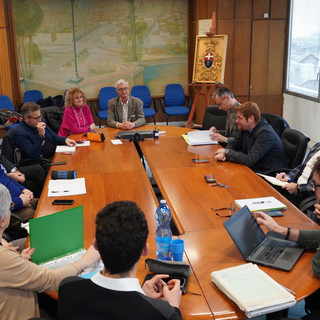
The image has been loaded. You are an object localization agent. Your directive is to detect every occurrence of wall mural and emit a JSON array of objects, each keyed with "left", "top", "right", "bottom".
[{"left": 13, "top": 0, "right": 188, "bottom": 98}]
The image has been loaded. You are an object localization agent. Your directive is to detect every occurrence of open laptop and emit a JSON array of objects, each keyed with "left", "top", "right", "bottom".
[{"left": 223, "top": 205, "right": 304, "bottom": 271}]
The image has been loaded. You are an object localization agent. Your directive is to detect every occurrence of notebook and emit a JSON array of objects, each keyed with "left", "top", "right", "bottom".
[
  {"left": 223, "top": 206, "right": 304, "bottom": 271},
  {"left": 235, "top": 196, "right": 287, "bottom": 212},
  {"left": 29, "top": 206, "right": 98, "bottom": 274}
]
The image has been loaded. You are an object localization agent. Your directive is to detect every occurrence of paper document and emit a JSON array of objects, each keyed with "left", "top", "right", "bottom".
[
  {"left": 56, "top": 145, "right": 76, "bottom": 153},
  {"left": 76, "top": 141, "right": 90, "bottom": 147},
  {"left": 48, "top": 177, "right": 86, "bottom": 197},
  {"left": 235, "top": 196, "right": 287, "bottom": 212},
  {"left": 257, "top": 173, "right": 287, "bottom": 187},
  {"left": 211, "top": 263, "right": 296, "bottom": 318},
  {"left": 184, "top": 130, "right": 218, "bottom": 146}
]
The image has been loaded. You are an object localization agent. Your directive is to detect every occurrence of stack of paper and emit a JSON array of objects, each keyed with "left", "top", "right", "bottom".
[
  {"left": 182, "top": 130, "right": 218, "bottom": 146},
  {"left": 211, "top": 263, "right": 296, "bottom": 318},
  {"left": 235, "top": 196, "right": 287, "bottom": 212}
]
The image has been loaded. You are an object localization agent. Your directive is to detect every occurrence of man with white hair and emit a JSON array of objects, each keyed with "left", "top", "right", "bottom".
[{"left": 107, "top": 79, "right": 146, "bottom": 129}]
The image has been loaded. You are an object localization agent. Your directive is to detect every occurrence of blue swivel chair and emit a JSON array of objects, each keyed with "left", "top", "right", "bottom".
[
  {"left": 161, "top": 84, "right": 191, "bottom": 125},
  {"left": 131, "top": 85, "right": 157, "bottom": 125},
  {"left": 95, "top": 86, "right": 118, "bottom": 127},
  {"left": 22, "top": 90, "right": 43, "bottom": 104},
  {"left": 0, "top": 95, "right": 19, "bottom": 129}
]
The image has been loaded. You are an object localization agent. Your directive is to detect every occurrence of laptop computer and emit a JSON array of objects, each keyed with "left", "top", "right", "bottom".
[{"left": 223, "top": 205, "right": 304, "bottom": 271}]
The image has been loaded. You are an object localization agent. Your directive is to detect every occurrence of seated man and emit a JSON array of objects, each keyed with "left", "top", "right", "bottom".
[
  {"left": 0, "top": 154, "right": 46, "bottom": 198},
  {"left": 59, "top": 201, "right": 182, "bottom": 320},
  {"left": 107, "top": 79, "right": 146, "bottom": 129},
  {"left": 275, "top": 142, "right": 320, "bottom": 208},
  {"left": 14, "top": 102, "right": 76, "bottom": 161},
  {"left": 209, "top": 86, "right": 241, "bottom": 144},
  {"left": 215, "top": 102, "right": 287, "bottom": 173}
]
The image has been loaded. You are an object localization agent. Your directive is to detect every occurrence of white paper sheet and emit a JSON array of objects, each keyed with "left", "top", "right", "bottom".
[{"left": 48, "top": 177, "right": 86, "bottom": 197}]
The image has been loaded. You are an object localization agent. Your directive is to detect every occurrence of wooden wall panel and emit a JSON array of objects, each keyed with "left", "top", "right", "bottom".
[
  {"left": 217, "top": 0, "right": 234, "bottom": 20},
  {"left": 271, "top": 0, "right": 288, "bottom": 19},
  {"left": 217, "top": 20, "right": 234, "bottom": 88},
  {"left": 252, "top": 0, "right": 270, "bottom": 19},
  {"left": 195, "top": 0, "right": 210, "bottom": 19},
  {"left": 267, "top": 95, "right": 283, "bottom": 115},
  {"left": 235, "top": 0, "right": 252, "bottom": 19},
  {"left": 233, "top": 20, "right": 251, "bottom": 96},
  {"left": 250, "top": 95, "right": 268, "bottom": 112},
  {"left": 268, "top": 20, "right": 286, "bottom": 95},
  {"left": 251, "top": 20, "right": 269, "bottom": 95},
  {"left": 0, "top": 0, "right": 5, "bottom": 27}
]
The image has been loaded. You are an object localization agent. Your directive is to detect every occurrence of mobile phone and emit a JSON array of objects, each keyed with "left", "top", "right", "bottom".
[
  {"left": 264, "top": 211, "right": 284, "bottom": 217},
  {"left": 52, "top": 199, "right": 74, "bottom": 205},
  {"left": 192, "top": 159, "right": 209, "bottom": 163},
  {"left": 204, "top": 174, "right": 216, "bottom": 183}
]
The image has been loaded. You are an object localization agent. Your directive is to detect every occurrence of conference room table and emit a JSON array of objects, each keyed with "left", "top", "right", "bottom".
[{"left": 35, "top": 125, "right": 320, "bottom": 319}]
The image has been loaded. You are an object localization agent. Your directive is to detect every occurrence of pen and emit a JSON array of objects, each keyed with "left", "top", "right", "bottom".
[
  {"left": 252, "top": 201, "right": 272, "bottom": 204},
  {"left": 51, "top": 190, "right": 69, "bottom": 193},
  {"left": 281, "top": 285, "right": 296, "bottom": 296}
]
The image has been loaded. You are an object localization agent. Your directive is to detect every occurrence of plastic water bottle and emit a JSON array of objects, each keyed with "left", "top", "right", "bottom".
[{"left": 155, "top": 199, "right": 172, "bottom": 260}]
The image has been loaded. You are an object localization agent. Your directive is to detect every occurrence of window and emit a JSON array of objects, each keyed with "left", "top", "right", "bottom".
[{"left": 286, "top": 0, "right": 320, "bottom": 99}]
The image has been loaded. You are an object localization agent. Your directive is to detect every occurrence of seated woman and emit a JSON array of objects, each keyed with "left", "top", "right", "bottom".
[
  {"left": 58, "top": 87, "right": 95, "bottom": 137},
  {"left": 0, "top": 184, "right": 100, "bottom": 319}
]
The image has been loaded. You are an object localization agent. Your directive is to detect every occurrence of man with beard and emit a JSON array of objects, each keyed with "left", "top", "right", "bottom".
[{"left": 215, "top": 102, "right": 287, "bottom": 173}]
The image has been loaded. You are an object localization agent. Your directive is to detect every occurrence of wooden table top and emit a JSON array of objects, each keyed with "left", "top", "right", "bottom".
[{"left": 36, "top": 125, "right": 320, "bottom": 319}]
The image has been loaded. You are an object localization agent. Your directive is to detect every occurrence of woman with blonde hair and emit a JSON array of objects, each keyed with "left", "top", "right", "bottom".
[{"left": 58, "top": 87, "right": 95, "bottom": 137}]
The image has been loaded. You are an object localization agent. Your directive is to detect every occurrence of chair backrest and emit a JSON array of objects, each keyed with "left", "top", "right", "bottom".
[
  {"left": 281, "top": 128, "right": 310, "bottom": 169},
  {"left": 0, "top": 95, "right": 15, "bottom": 111},
  {"left": 131, "top": 85, "right": 152, "bottom": 108},
  {"left": 2, "top": 126, "right": 19, "bottom": 164},
  {"left": 164, "top": 84, "right": 185, "bottom": 107},
  {"left": 202, "top": 105, "right": 227, "bottom": 130},
  {"left": 23, "top": 90, "right": 43, "bottom": 104},
  {"left": 261, "top": 113, "right": 290, "bottom": 137},
  {"left": 98, "top": 87, "right": 117, "bottom": 110}
]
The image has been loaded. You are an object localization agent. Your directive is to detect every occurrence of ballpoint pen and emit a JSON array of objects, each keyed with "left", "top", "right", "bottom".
[
  {"left": 252, "top": 201, "right": 272, "bottom": 204},
  {"left": 51, "top": 190, "right": 69, "bottom": 193}
]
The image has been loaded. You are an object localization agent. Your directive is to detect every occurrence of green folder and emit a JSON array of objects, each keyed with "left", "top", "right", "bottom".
[{"left": 30, "top": 206, "right": 84, "bottom": 265}]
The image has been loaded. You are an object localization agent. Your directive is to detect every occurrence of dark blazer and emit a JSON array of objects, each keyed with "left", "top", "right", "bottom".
[
  {"left": 107, "top": 96, "right": 146, "bottom": 128},
  {"left": 226, "top": 118, "right": 287, "bottom": 173}
]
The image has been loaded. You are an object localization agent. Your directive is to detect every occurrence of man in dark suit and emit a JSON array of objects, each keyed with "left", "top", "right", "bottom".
[
  {"left": 107, "top": 79, "right": 145, "bottom": 129},
  {"left": 215, "top": 101, "right": 287, "bottom": 173}
]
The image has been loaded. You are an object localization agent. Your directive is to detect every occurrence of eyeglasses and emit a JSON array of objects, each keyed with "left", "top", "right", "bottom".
[
  {"left": 217, "top": 96, "right": 227, "bottom": 107},
  {"left": 117, "top": 87, "right": 129, "bottom": 92},
  {"left": 211, "top": 204, "right": 236, "bottom": 217},
  {"left": 28, "top": 115, "right": 42, "bottom": 121},
  {"left": 312, "top": 182, "right": 320, "bottom": 190}
]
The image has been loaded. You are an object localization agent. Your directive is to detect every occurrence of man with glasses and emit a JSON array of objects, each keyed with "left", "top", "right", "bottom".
[
  {"left": 275, "top": 143, "right": 320, "bottom": 216},
  {"left": 107, "top": 79, "right": 145, "bottom": 129},
  {"left": 209, "top": 86, "right": 241, "bottom": 145},
  {"left": 13, "top": 102, "right": 76, "bottom": 160},
  {"left": 253, "top": 157, "right": 320, "bottom": 318}
]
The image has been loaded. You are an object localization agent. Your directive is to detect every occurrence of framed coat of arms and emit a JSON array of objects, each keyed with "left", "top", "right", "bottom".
[{"left": 192, "top": 35, "right": 228, "bottom": 84}]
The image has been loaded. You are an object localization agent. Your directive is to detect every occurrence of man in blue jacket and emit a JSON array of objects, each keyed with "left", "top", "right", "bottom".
[
  {"left": 14, "top": 102, "right": 76, "bottom": 160},
  {"left": 215, "top": 102, "right": 287, "bottom": 173}
]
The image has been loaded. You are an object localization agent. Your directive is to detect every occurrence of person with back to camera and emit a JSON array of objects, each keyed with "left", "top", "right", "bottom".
[
  {"left": 58, "top": 87, "right": 95, "bottom": 137},
  {"left": 0, "top": 183, "right": 100, "bottom": 320},
  {"left": 59, "top": 200, "right": 182, "bottom": 320},
  {"left": 107, "top": 79, "right": 146, "bottom": 129}
]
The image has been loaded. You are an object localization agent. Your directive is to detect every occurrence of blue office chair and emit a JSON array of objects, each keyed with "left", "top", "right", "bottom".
[
  {"left": 161, "top": 84, "right": 191, "bottom": 125},
  {"left": 0, "top": 95, "right": 20, "bottom": 129},
  {"left": 131, "top": 85, "right": 157, "bottom": 125},
  {"left": 94, "top": 86, "right": 118, "bottom": 128},
  {"left": 22, "top": 90, "right": 43, "bottom": 104}
]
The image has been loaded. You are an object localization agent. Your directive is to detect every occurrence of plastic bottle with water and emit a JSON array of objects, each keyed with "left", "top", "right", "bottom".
[{"left": 155, "top": 199, "right": 172, "bottom": 260}]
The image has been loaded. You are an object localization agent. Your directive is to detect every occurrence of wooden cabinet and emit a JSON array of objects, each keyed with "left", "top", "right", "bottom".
[{"left": 190, "top": 0, "right": 289, "bottom": 123}]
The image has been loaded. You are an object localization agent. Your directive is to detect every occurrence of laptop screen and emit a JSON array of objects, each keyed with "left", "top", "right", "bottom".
[{"left": 223, "top": 206, "right": 266, "bottom": 258}]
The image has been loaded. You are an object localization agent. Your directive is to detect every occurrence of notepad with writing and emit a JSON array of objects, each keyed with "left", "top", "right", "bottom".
[
  {"left": 235, "top": 196, "right": 287, "bottom": 212},
  {"left": 257, "top": 173, "right": 287, "bottom": 187},
  {"left": 210, "top": 263, "right": 296, "bottom": 318}
]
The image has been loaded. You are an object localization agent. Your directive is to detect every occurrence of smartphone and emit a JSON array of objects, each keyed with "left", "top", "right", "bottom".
[
  {"left": 192, "top": 159, "right": 209, "bottom": 163},
  {"left": 204, "top": 174, "right": 216, "bottom": 183},
  {"left": 52, "top": 199, "right": 74, "bottom": 205},
  {"left": 264, "top": 210, "right": 284, "bottom": 217}
]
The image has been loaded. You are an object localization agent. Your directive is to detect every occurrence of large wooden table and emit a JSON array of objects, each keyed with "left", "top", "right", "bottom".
[{"left": 35, "top": 125, "right": 320, "bottom": 319}]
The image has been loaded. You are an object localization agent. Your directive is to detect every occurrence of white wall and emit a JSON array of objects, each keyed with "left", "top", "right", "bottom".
[{"left": 283, "top": 93, "right": 320, "bottom": 146}]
